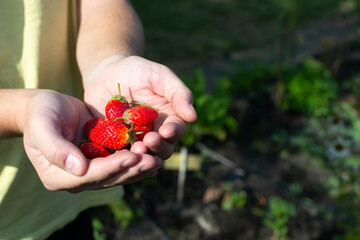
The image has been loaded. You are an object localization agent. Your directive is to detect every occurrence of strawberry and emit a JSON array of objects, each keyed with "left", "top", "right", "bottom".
[
  {"left": 81, "top": 142, "right": 110, "bottom": 159},
  {"left": 83, "top": 117, "right": 107, "bottom": 139},
  {"left": 105, "top": 83, "right": 130, "bottom": 122},
  {"left": 90, "top": 121, "right": 136, "bottom": 150},
  {"left": 122, "top": 105, "right": 158, "bottom": 126},
  {"left": 133, "top": 124, "right": 153, "bottom": 141}
]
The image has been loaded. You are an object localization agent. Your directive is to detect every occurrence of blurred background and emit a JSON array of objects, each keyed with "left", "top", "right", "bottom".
[{"left": 92, "top": 1, "right": 360, "bottom": 239}]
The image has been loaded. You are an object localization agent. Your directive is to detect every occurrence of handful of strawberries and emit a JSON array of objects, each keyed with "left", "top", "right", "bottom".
[{"left": 80, "top": 84, "right": 158, "bottom": 159}]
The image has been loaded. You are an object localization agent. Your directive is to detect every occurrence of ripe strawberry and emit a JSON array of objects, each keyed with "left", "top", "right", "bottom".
[
  {"left": 83, "top": 117, "right": 107, "bottom": 139},
  {"left": 81, "top": 142, "right": 110, "bottom": 159},
  {"left": 133, "top": 124, "right": 153, "bottom": 141},
  {"left": 105, "top": 83, "right": 130, "bottom": 122},
  {"left": 122, "top": 106, "right": 158, "bottom": 126},
  {"left": 90, "top": 121, "right": 136, "bottom": 150}
]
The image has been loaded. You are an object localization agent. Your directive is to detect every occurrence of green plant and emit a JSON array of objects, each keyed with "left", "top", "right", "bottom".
[
  {"left": 92, "top": 217, "right": 106, "bottom": 240},
  {"left": 109, "top": 199, "right": 143, "bottom": 228},
  {"left": 221, "top": 191, "right": 247, "bottom": 211},
  {"left": 255, "top": 196, "right": 297, "bottom": 240},
  {"left": 181, "top": 69, "right": 238, "bottom": 146},
  {"left": 221, "top": 182, "right": 247, "bottom": 211},
  {"left": 288, "top": 101, "right": 360, "bottom": 238},
  {"left": 281, "top": 58, "right": 338, "bottom": 116}
]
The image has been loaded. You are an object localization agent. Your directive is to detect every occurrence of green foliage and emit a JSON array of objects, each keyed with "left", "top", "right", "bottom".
[
  {"left": 286, "top": 101, "right": 360, "bottom": 239},
  {"left": 221, "top": 182, "right": 247, "bottom": 211},
  {"left": 221, "top": 191, "right": 247, "bottom": 211},
  {"left": 181, "top": 69, "right": 238, "bottom": 146},
  {"left": 332, "top": 102, "right": 360, "bottom": 144},
  {"left": 256, "top": 196, "right": 297, "bottom": 240},
  {"left": 92, "top": 217, "right": 106, "bottom": 240},
  {"left": 228, "top": 58, "right": 339, "bottom": 118},
  {"left": 109, "top": 199, "right": 142, "bottom": 228},
  {"left": 281, "top": 58, "right": 338, "bottom": 116},
  {"left": 288, "top": 183, "right": 303, "bottom": 196}
]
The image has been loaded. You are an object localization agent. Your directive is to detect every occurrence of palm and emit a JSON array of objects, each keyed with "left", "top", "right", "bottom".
[
  {"left": 83, "top": 56, "right": 197, "bottom": 160},
  {"left": 84, "top": 56, "right": 176, "bottom": 121}
]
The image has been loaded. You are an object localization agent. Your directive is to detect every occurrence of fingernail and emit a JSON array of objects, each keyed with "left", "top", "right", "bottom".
[
  {"left": 189, "top": 103, "right": 195, "bottom": 111},
  {"left": 122, "top": 158, "right": 138, "bottom": 168},
  {"left": 140, "top": 165, "right": 154, "bottom": 172},
  {"left": 65, "top": 154, "right": 82, "bottom": 175},
  {"left": 155, "top": 157, "right": 163, "bottom": 168}
]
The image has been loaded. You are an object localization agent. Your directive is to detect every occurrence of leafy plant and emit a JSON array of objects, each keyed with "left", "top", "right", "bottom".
[
  {"left": 181, "top": 69, "right": 238, "bottom": 146},
  {"left": 109, "top": 199, "right": 143, "bottom": 228},
  {"left": 281, "top": 58, "right": 338, "bottom": 116},
  {"left": 221, "top": 182, "right": 247, "bottom": 211},
  {"left": 92, "top": 217, "right": 106, "bottom": 240},
  {"left": 256, "top": 196, "right": 297, "bottom": 240},
  {"left": 221, "top": 191, "right": 247, "bottom": 211}
]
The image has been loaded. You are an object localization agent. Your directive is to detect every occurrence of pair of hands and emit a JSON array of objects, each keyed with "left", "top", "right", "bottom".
[{"left": 22, "top": 56, "right": 197, "bottom": 193}]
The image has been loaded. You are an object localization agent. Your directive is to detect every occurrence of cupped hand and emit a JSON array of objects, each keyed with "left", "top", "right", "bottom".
[
  {"left": 22, "top": 90, "right": 162, "bottom": 192},
  {"left": 83, "top": 55, "right": 197, "bottom": 160}
]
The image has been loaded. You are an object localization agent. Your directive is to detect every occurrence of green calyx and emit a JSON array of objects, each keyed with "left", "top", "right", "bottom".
[
  {"left": 126, "top": 127, "right": 141, "bottom": 145},
  {"left": 130, "top": 101, "right": 158, "bottom": 112},
  {"left": 109, "top": 83, "right": 129, "bottom": 103}
]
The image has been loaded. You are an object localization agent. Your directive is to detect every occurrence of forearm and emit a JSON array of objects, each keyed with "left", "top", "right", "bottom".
[
  {"left": 76, "top": 0, "right": 144, "bottom": 80},
  {"left": 0, "top": 89, "right": 38, "bottom": 139}
]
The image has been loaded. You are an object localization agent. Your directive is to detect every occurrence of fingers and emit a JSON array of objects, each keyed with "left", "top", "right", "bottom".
[
  {"left": 98, "top": 154, "right": 163, "bottom": 188},
  {"left": 66, "top": 152, "right": 162, "bottom": 192},
  {"left": 152, "top": 64, "right": 197, "bottom": 123},
  {"left": 143, "top": 132, "right": 175, "bottom": 160},
  {"left": 81, "top": 150, "right": 139, "bottom": 182},
  {"left": 156, "top": 113, "right": 187, "bottom": 143},
  {"left": 137, "top": 108, "right": 187, "bottom": 159},
  {"left": 36, "top": 150, "right": 136, "bottom": 191},
  {"left": 33, "top": 149, "right": 162, "bottom": 192},
  {"left": 130, "top": 141, "right": 148, "bottom": 154}
]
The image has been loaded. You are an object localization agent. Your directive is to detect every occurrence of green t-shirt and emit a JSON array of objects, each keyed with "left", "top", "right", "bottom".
[{"left": 0, "top": 1, "right": 123, "bottom": 239}]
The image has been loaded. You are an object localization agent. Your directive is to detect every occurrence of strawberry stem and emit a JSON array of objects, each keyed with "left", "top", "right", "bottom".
[{"left": 117, "top": 83, "right": 121, "bottom": 96}]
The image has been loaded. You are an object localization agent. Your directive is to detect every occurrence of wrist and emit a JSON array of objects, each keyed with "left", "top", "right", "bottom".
[
  {"left": 16, "top": 89, "right": 43, "bottom": 135},
  {"left": 0, "top": 89, "right": 40, "bottom": 138}
]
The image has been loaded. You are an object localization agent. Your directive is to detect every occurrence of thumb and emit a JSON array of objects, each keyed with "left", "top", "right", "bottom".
[
  {"left": 157, "top": 67, "right": 197, "bottom": 123},
  {"left": 30, "top": 126, "right": 88, "bottom": 176}
]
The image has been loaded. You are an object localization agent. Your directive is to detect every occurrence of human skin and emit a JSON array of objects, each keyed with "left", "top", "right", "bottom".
[
  {"left": 0, "top": 0, "right": 196, "bottom": 192},
  {"left": 0, "top": 89, "right": 163, "bottom": 192},
  {"left": 76, "top": 2, "right": 197, "bottom": 168}
]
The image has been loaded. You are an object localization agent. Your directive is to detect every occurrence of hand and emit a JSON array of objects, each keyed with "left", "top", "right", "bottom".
[
  {"left": 22, "top": 90, "right": 162, "bottom": 192},
  {"left": 83, "top": 55, "right": 197, "bottom": 160}
]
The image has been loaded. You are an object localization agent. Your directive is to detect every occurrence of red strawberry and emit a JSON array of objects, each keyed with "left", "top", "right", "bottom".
[
  {"left": 81, "top": 142, "right": 110, "bottom": 159},
  {"left": 105, "top": 83, "right": 130, "bottom": 122},
  {"left": 83, "top": 117, "right": 107, "bottom": 139},
  {"left": 90, "top": 121, "right": 136, "bottom": 150},
  {"left": 122, "top": 106, "right": 158, "bottom": 126},
  {"left": 133, "top": 124, "right": 153, "bottom": 141}
]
